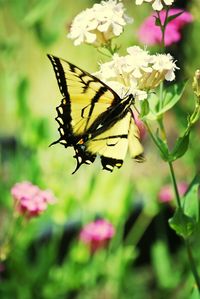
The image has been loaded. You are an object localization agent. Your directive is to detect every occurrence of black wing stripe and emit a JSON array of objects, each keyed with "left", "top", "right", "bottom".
[
  {"left": 85, "top": 86, "right": 108, "bottom": 130},
  {"left": 92, "top": 134, "right": 128, "bottom": 141},
  {"left": 47, "top": 55, "right": 69, "bottom": 98}
]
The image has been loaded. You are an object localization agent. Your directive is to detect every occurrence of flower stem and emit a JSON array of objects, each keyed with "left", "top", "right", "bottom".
[
  {"left": 157, "top": 8, "right": 169, "bottom": 49},
  {"left": 185, "top": 239, "right": 200, "bottom": 292},
  {"left": 168, "top": 161, "right": 182, "bottom": 209},
  {"left": 168, "top": 161, "right": 200, "bottom": 292}
]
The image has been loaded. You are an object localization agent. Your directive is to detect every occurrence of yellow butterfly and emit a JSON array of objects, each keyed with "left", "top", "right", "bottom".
[{"left": 48, "top": 54, "right": 144, "bottom": 173}]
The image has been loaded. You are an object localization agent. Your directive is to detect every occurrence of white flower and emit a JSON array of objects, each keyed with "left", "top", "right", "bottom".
[
  {"left": 151, "top": 53, "right": 179, "bottom": 81},
  {"left": 94, "top": 46, "right": 178, "bottom": 100},
  {"left": 135, "top": 0, "right": 174, "bottom": 11},
  {"left": 68, "top": 0, "right": 133, "bottom": 46},
  {"left": 125, "top": 46, "right": 152, "bottom": 78}
]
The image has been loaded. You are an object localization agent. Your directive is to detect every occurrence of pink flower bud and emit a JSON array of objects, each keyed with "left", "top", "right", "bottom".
[
  {"left": 158, "top": 182, "right": 188, "bottom": 203},
  {"left": 79, "top": 219, "right": 115, "bottom": 253}
]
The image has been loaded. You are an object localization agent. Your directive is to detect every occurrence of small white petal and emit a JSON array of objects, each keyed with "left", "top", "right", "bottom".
[
  {"left": 135, "top": 0, "right": 144, "bottom": 4},
  {"left": 152, "top": 0, "right": 163, "bottom": 11}
]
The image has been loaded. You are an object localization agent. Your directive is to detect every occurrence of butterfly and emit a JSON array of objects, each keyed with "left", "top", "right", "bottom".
[{"left": 48, "top": 54, "right": 144, "bottom": 173}]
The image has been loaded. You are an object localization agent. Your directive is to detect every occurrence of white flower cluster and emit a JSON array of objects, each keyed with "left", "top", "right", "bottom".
[
  {"left": 68, "top": 0, "right": 133, "bottom": 46},
  {"left": 94, "top": 46, "right": 179, "bottom": 101},
  {"left": 135, "top": 0, "right": 174, "bottom": 11}
]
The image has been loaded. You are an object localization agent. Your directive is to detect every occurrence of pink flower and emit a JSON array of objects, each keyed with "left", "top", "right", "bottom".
[
  {"left": 138, "top": 9, "right": 193, "bottom": 46},
  {"left": 158, "top": 182, "right": 188, "bottom": 203},
  {"left": 79, "top": 219, "right": 115, "bottom": 253},
  {"left": 11, "top": 181, "right": 56, "bottom": 218},
  {"left": 134, "top": 112, "right": 146, "bottom": 140}
]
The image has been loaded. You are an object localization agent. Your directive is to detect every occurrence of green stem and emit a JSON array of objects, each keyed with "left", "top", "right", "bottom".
[
  {"left": 157, "top": 81, "right": 167, "bottom": 141},
  {"left": 144, "top": 115, "right": 200, "bottom": 290},
  {"left": 159, "top": 81, "right": 164, "bottom": 110},
  {"left": 185, "top": 239, "right": 200, "bottom": 292},
  {"left": 168, "top": 161, "right": 182, "bottom": 209},
  {"left": 144, "top": 121, "right": 162, "bottom": 150},
  {"left": 168, "top": 162, "right": 200, "bottom": 291},
  {"left": 157, "top": 8, "right": 170, "bottom": 49},
  {"left": 157, "top": 118, "right": 167, "bottom": 141}
]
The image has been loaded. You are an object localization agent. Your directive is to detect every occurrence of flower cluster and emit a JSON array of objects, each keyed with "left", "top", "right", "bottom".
[
  {"left": 79, "top": 219, "right": 115, "bottom": 253},
  {"left": 158, "top": 182, "right": 188, "bottom": 203},
  {"left": 139, "top": 9, "right": 193, "bottom": 46},
  {"left": 68, "top": 0, "right": 132, "bottom": 46},
  {"left": 95, "top": 46, "right": 178, "bottom": 100},
  {"left": 11, "top": 181, "right": 56, "bottom": 218},
  {"left": 136, "top": 0, "right": 174, "bottom": 11}
]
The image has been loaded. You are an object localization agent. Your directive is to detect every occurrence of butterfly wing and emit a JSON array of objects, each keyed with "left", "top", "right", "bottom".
[
  {"left": 48, "top": 55, "right": 121, "bottom": 136},
  {"left": 48, "top": 54, "right": 144, "bottom": 172},
  {"left": 84, "top": 111, "right": 144, "bottom": 172}
]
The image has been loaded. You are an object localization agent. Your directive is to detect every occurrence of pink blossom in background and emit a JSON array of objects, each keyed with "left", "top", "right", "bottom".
[
  {"left": 79, "top": 219, "right": 115, "bottom": 253},
  {"left": 134, "top": 112, "right": 146, "bottom": 140},
  {"left": 11, "top": 181, "right": 56, "bottom": 218},
  {"left": 138, "top": 9, "right": 193, "bottom": 46},
  {"left": 158, "top": 182, "right": 188, "bottom": 203}
]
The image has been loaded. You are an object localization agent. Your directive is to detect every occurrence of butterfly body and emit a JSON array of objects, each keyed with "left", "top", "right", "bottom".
[{"left": 48, "top": 54, "right": 144, "bottom": 173}]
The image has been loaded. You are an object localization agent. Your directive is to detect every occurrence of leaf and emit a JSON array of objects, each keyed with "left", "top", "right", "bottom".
[
  {"left": 155, "top": 16, "right": 162, "bottom": 27},
  {"left": 151, "top": 241, "right": 178, "bottom": 288},
  {"left": 168, "top": 208, "right": 197, "bottom": 239},
  {"left": 169, "top": 132, "right": 190, "bottom": 161},
  {"left": 158, "top": 80, "right": 187, "bottom": 116},
  {"left": 183, "top": 174, "right": 200, "bottom": 222},
  {"left": 143, "top": 81, "right": 187, "bottom": 121},
  {"left": 154, "top": 132, "right": 169, "bottom": 161},
  {"left": 191, "top": 285, "right": 200, "bottom": 299},
  {"left": 140, "top": 99, "right": 150, "bottom": 118},
  {"left": 166, "top": 11, "right": 184, "bottom": 25},
  {"left": 142, "top": 92, "right": 159, "bottom": 121}
]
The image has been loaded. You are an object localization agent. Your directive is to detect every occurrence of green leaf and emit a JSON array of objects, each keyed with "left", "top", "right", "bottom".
[
  {"left": 183, "top": 174, "right": 200, "bottom": 222},
  {"left": 169, "top": 132, "right": 190, "bottom": 161},
  {"left": 158, "top": 81, "right": 187, "bottom": 115},
  {"left": 140, "top": 99, "right": 150, "bottom": 118},
  {"left": 151, "top": 240, "right": 178, "bottom": 288},
  {"left": 166, "top": 11, "right": 184, "bottom": 25},
  {"left": 155, "top": 16, "right": 162, "bottom": 27},
  {"left": 154, "top": 132, "right": 169, "bottom": 161},
  {"left": 191, "top": 285, "right": 200, "bottom": 299},
  {"left": 168, "top": 208, "right": 197, "bottom": 239},
  {"left": 142, "top": 92, "right": 159, "bottom": 121},
  {"left": 144, "top": 81, "right": 187, "bottom": 121}
]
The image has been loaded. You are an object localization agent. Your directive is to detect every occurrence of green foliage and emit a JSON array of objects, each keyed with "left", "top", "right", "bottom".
[
  {"left": 144, "top": 81, "right": 187, "bottom": 121},
  {"left": 169, "top": 207, "right": 197, "bottom": 239},
  {"left": 169, "top": 174, "right": 200, "bottom": 239}
]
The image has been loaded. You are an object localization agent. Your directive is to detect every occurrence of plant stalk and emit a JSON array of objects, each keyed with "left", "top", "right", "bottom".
[
  {"left": 168, "top": 161, "right": 182, "bottom": 209},
  {"left": 185, "top": 239, "right": 200, "bottom": 292}
]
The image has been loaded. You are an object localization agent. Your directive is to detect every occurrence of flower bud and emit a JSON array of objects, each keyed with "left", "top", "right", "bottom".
[
  {"left": 79, "top": 219, "right": 115, "bottom": 253},
  {"left": 192, "top": 69, "right": 200, "bottom": 98}
]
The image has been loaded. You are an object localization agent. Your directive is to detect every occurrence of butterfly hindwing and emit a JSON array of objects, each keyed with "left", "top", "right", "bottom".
[{"left": 48, "top": 54, "right": 144, "bottom": 172}]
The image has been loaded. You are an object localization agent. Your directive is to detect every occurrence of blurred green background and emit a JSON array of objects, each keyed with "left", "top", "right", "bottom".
[{"left": 1, "top": 0, "right": 200, "bottom": 298}]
